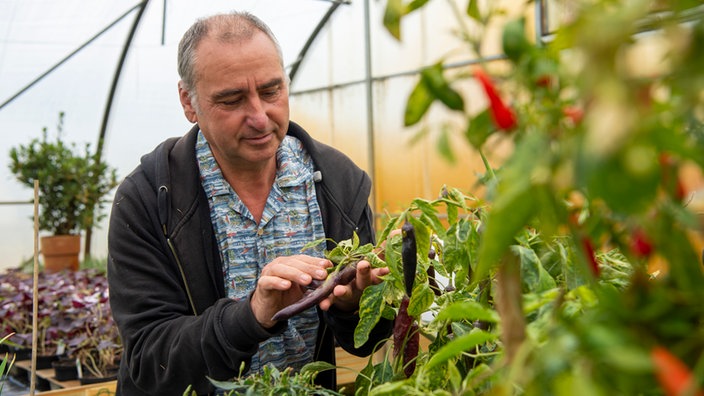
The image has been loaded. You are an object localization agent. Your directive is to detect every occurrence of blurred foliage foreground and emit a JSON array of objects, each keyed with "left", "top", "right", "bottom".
[{"left": 190, "top": 1, "right": 704, "bottom": 395}]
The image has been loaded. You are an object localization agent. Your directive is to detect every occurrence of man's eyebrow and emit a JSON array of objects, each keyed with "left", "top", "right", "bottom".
[
  {"left": 258, "top": 78, "right": 284, "bottom": 90},
  {"left": 212, "top": 88, "right": 244, "bottom": 101},
  {"left": 211, "top": 78, "right": 283, "bottom": 101}
]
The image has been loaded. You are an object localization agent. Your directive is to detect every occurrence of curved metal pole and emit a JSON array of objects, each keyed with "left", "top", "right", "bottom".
[
  {"left": 0, "top": 3, "right": 144, "bottom": 111},
  {"left": 85, "top": 0, "right": 150, "bottom": 258},
  {"left": 363, "top": 0, "right": 376, "bottom": 215},
  {"left": 96, "top": 0, "right": 149, "bottom": 157},
  {"left": 288, "top": 0, "right": 350, "bottom": 83}
]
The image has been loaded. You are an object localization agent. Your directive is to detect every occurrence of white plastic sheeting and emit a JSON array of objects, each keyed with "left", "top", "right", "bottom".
[
  {"left": 0, "top": 0, "right": 489, "bottom": 269},
  {"left": 0, "top": 1, "right": 353, "bottom": 268}
]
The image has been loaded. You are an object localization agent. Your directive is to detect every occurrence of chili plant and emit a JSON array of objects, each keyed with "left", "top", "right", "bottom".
[
  {"left": 364, "top": 0, "right": 704, "bottom": 394},
  {"left": 184, "top": 362, "right": 344, "bottom": 396}
]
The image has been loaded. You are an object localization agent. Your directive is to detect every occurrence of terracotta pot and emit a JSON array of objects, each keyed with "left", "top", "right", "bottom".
[{"left": 40, "top": 235, "right": 80, "bottom": 273}]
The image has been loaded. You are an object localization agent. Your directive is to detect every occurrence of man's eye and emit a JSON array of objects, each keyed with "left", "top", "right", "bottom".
[
  {"left": 221, "top": 98, "right": 243, "bottom": 106},
  {"left": 261, "top": 88, "right": 280, "bottom": 99}
]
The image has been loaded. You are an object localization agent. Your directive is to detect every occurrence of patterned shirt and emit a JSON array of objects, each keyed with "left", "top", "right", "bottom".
[{"left": 196, "top": 131, "right": 326, "bottom": 374}]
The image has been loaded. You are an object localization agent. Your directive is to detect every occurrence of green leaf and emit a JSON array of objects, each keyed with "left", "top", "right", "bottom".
[
  {"left": 466, "top": 0, "right": 481, "bottom": 21},
  {"left": 425, "top": 330, "right": 496, "bottom": 370},
  {"left": 412, "top": 199, "right": 444, "bottom": 238},
  {"left": 352, "top": 231, "right": 360, "bottom": 250},
  {"left": 502, "top": 18, "right": 532, "bottom": 63},
  {"left": 300, "top": 361, "right": 337, "bottom": 376},
  {"left": 446, "top": 363, "right": 463, "bottom": 394},
  {"left": 354, "top": 359, "right": 374, "bottom": 396},
  {"left": 407, "top": 282, "right": 435, "bottom": 317},
  {"left": 354, "top": 283, "right": 387, "bottom": 348},
  {"left": 420, "top": 63, "right": 465, "bottom": 111},
  {"left": 381, "top": 304, "right": 397, "bottom": 321},
  {"left": 513, "top": 245, "right": 557, "bottom": 293},
  {"left": 442, "top": 220, "right": 472, "bottom": 282},
  {"left": 407, "top": 214, "right": 432, "bottom": 267},
  {"left": 371, "top": 360, "right": 395, "bottom": 390},
  {"left": 301, "top": 238, "right": 328, "bottom": 252},
  {"left": 552, "top": 371, "right": 606, "bottom": 396},
  {"left": 475, "top": 133, "right": 547, "bottom": 284},
  {"left": 404, "top": 77, "right": 434, "bottom": 126},
  {"left": 383, "top": 0, "right": 404, "bottom": 40},
  {"left": 475, "top": 183, "right": 536, "bottom": 284},
  {"left": 435, "top": 300, "right": 499, "bottom": 323},
  {"left": 406, "top": 0, "right": 431, "bottom": 13},
  {"left": 369, "top": 380, "right": 412, "bottom": 396},
  {"left": 465, "top": 109, "right": 494, "bottom": 149},
  {"left": 208, "top": 376, "right": 249, "bottom": 391},
  {"left": 377, "top": 210, "right": 407, "bottom": 244},
  {"left": 436, "top": 127, "right": 455, "bottom": 164},
  {"left": 444, "top": 197, "right": 459, "bottom": 225}
]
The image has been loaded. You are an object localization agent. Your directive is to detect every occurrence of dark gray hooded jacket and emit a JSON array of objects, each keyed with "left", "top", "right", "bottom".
[{"left": 107, "top": 122, "right": 391, "bottom": 395}]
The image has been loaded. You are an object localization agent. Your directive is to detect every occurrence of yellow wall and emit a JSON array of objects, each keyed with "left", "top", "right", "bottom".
[{"left": 289, "top": 0, "right": 522, "bottom": 224}]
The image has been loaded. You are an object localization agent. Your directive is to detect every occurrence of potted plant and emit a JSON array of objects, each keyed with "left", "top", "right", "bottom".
[
  {"left": 0, "top": 270, "right": 72, "bottom": 365},
  {"left": 64, "top": 279, "right": 121, "bottom": 385},
  {"left": 69, "top": 304, "right": 122, "bottom": 385},
  {"left": 0, "top": 267, "right": 120, "bottom": 386},
  {"left": 8, "top": 111, "right": 118, "bottom": 272}
]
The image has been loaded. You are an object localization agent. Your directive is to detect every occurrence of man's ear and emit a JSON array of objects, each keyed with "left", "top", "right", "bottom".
[{"left": 178, "top": 81, "right": 197, "bottom": 123}]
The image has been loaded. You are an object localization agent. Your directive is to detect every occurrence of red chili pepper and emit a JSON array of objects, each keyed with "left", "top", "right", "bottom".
[
  {"left": 535, "top": 74, "right": 552, "bottom": 88},
  {"left": 563, "top": 106, "right": 584, "bottom": 125},
  {"left": 651, "top": 346, "right": 704, "bottom": 396},
  {"left": 580, "top": 237, "right": 600, "bottom": 277},
  {"left": 473, "top": 67, "right": 517, "bottom": 131},
  {"left": 631, "top": 228, "right": 654, "bottom": 258}
]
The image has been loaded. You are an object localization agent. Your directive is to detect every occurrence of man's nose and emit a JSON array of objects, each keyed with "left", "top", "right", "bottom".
[{"left": 246, "top": 95, "right": 268, "bottom": 130}]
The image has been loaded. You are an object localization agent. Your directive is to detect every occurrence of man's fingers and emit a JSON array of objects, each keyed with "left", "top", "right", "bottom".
[
  {"left": 333, "top": 283, "right": 352, "bottom": 298},
  {"left": 372, "top": 267, "right": 390, "bottom": 282},
  {"left": 257, "top": 275, "right": 293, "bottom": 291},
  {"left": 354, "top": 260, "right": 372, "bottom": 289},
  {"left": 318, "top": 297, "right": 332, "bottom": 311},
  {"left": 260, "top": 256, "right": 331, "bottom": 285}
]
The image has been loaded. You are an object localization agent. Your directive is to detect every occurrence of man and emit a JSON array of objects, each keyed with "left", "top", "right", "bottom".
[{"left": 107, "top": 11, "right": 391, "bottom": 395}]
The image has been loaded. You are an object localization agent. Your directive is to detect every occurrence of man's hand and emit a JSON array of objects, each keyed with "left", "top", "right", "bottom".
[
  {"left": 317, "top": 230, "right": 397, "bottom": 313},
  {"left": 317, "top": 260, "right": 389, "bottom": 313},
  {"left": 250, "top": 255, "right": 331, "bottom": 328}
]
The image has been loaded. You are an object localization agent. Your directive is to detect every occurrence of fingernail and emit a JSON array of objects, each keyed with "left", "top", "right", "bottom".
[
  {"left": 300, "top": 274, "right": 312, "bottom": 283},
  {"left": 315, "top": 269, "right": 327, "bottom": 278}
]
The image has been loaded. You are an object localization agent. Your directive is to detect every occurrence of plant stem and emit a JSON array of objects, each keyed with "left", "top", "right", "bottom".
[{"left": 495, "top": 251, "right": 525, "bottom": 364}]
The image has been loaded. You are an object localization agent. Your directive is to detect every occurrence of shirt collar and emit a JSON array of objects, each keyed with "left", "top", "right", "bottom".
[{"left": 197, "top": 130, "right": 313, "bottom": 199}]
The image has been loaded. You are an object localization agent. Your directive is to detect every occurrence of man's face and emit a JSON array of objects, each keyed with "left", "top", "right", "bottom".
[{"left": 179, "top": 31, "right": 289, "bottom": 172}]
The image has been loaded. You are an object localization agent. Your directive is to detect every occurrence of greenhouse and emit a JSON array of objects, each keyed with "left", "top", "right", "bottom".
[{"left": 1, "top": 0, "right": 704, "bottom": 395}]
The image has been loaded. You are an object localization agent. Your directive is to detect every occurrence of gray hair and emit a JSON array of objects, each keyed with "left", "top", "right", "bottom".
[{"left": 177, "top": 11, "right": 284, "bottom": 94}]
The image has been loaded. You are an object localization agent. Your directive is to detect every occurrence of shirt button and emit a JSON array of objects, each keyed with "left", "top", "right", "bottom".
[{"left": 257, "top": 228, "right": 264, "bottom": 236}]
